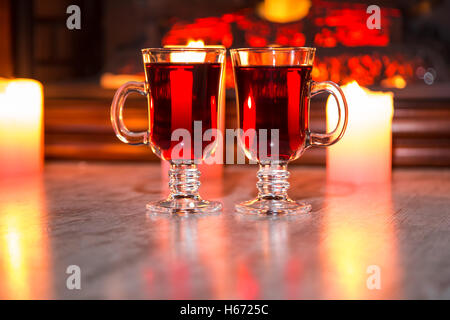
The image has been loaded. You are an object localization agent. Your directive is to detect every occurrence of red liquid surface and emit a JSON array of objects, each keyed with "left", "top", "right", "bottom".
[
  {"left": 234, "top": 65, "right": 312, "bottom": 161},
  {"left": 145, "top": 62, "right": 221, "bottom": 160}
]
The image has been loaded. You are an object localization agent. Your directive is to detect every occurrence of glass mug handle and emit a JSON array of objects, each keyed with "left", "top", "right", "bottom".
[
  {"left": 307, "top": 81, "right": 348, "bottom": 147},
  {"left": 111, "top": 81, "right": 149, "bottom": 145}
]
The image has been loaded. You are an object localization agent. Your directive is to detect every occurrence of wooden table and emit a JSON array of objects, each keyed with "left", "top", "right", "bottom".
[{"left": 0, "top": 162, "right": 449, "bottom": 299}]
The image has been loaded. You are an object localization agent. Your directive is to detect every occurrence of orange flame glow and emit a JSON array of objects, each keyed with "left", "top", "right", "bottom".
[{"left": 168, "top": 39, "right": 206, "bottom": 63}]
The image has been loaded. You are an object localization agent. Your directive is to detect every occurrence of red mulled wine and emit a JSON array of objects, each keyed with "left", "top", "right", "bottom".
[
  {"left": 234, "top": 65, "right": 312, "bottom": 161},
  {"left": 145, "top": 62, "right": 221, "bottom": 160}
]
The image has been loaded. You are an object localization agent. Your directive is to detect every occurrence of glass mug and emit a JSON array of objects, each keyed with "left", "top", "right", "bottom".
[
  {"left": 230, "top": 47, "right": 348, "bottom": 215},
  {"left": 111, "top": 47, "right": 226, "bottom": 214}
]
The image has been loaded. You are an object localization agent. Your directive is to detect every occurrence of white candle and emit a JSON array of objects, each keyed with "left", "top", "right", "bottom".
[
  {"left": 0, "top": 79, "right": 44, "bottom": 177},
  {"left": 326, "top": 81, "right": 394, "bottom": 184}
]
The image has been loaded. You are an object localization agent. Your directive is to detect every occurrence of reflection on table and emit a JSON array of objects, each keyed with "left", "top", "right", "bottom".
[{"left": 0, "top": 163, "right": 448, "bottom": 299}]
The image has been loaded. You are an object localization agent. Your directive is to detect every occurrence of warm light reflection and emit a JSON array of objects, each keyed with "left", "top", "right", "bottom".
[
  {"left": 239, "top": 51, "right": 249, "bottom": 66},
  {"left": 327, "top": 81, "right": 394, "bottom": 184},
  {"left": 197, "top": 215, "right": 230, "bottom": 299},
  {"left": 381, "top": 75, "right": 407, "bottom": 89},
  {"left": 320, "top": 183, "right": 399, "bottom": 299},
  {"left": 0, "top": 176, "right": 52, "bottom": 299},
  {"left": 159, "top": 217, "right": 194, "bottom": 299},
  {"left": 237, "top": 261, "right": 260, "bottom": 299},
  {"left": 195, "top": 175, "right": 230, "bottom": 299},
  {"left": 146, "top": 175, "right": 228, "bottom": 299},
  {"left": 0, "top": 78, "right": 43, "bottom": 177},
  {"left": 186, "top": 40, "right": 205, "bottom": 47},
  {"left": 168, "top": 39, "right": 207, "bottom": 63},
  {"left": 260, "top": 219, "right": 302, "bottom": 299}
]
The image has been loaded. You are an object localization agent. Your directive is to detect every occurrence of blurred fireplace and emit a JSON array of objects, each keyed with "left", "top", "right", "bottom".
[
  {"left": 4, "top": 0, "right": 450, "bottom": 165},
  {"left": 99, "top": 0, "right": 449, "bottom": 89}
]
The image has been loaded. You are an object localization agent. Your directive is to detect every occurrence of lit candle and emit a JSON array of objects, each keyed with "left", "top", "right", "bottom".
[
  {"left": 0, "top": 78, "right": 44, "bottom": 177},
  {"left": 326, "top": 81, "right": 394, "bottom": 184}
]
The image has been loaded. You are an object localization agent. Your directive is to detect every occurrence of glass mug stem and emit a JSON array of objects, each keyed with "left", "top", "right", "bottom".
[
  {"left": 256, "top": 162, "right": 289, "bottom": 200},
  {"left": 168, "top": 162, "right": 201, "bottom": 199},
  {"left": 236, "top": 161, "right": 312, "bottom": 215},
  {"left": 146, "top": 161, "right": 222, "bottom": 214}
]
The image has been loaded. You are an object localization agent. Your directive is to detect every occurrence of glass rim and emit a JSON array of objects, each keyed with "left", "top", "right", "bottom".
[
  {"left": 230, "top": 47, "right": 316, "bottom": 53},
  {"left": 142, "top": 47, "right": 226, "bottom": 54}
]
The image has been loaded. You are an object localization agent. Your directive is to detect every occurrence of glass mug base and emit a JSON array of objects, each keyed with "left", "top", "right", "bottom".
[
  {"left": 235, "top": 198, "right": 311, "bottom": 216},
  {"left": 235, "top": 163, "right": 312, "bottom": 216},
  {"left": 147, "top": 198, "right": 222, "bottom": 215},
  {"left": 146, "top": 162, "right": 222, "bottom": 215}
]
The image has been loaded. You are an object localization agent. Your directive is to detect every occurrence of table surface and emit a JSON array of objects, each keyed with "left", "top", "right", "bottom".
[{"left": 0, "top": 162, "right": 449, "bottom": 299}]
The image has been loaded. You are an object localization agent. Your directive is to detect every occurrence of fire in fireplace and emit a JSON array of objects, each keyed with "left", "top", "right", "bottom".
[{"left": 99, "top": 0, "right": 448, "bottom": 90}]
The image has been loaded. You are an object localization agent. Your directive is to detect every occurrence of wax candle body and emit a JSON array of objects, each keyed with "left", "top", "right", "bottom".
[
  {"left": 326, "top": 81, "right": 393, "bottom": 184},
  {"left": 0, "top": 79, "right": 44, "bottom": 177}
]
